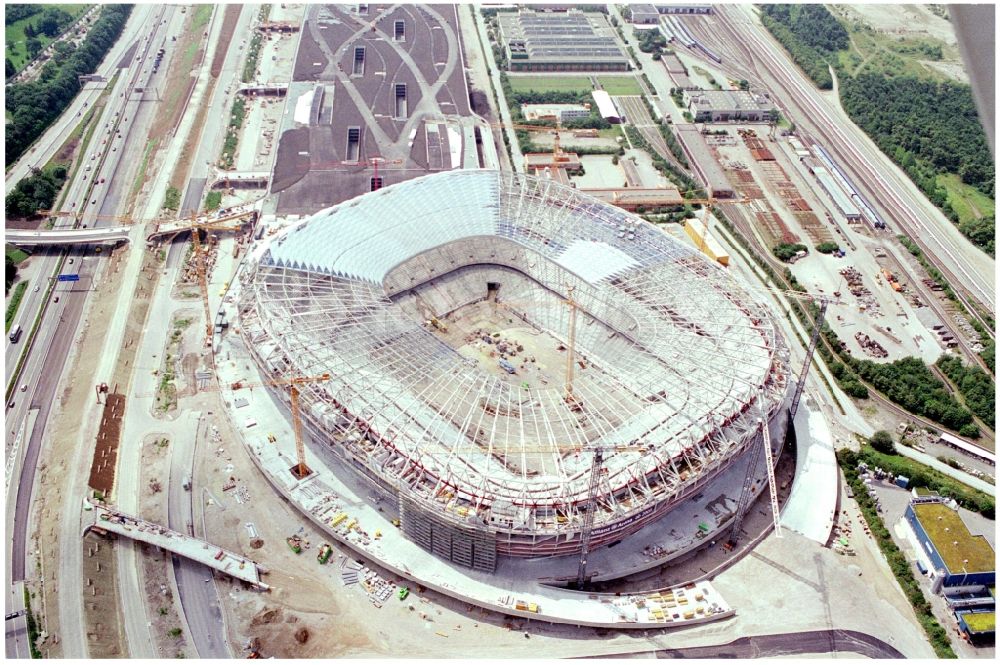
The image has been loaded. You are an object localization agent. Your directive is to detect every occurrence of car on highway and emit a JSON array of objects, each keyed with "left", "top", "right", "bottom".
[
  {"left": 19, "top": 384, "right": 27, "bottom": 393},
  {"left": 52, "top": 297, "right": 59, "bottom": 304}
]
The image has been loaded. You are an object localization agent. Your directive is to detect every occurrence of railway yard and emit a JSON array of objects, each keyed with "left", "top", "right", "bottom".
[{"left": 3, "top": 3, "right": 995, "bottom": 660}]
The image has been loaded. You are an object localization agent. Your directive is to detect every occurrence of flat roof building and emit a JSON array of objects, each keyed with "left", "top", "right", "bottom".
[
  {"left": 581, "top": 187, "right": 684, "bottom": 211},
  {"left": 684, "top": 89, "right": 776, "bottom": 123},
  {"left": 662, "top": 53, "right": 695, "bottom": 90},
  {"left": 905, "top": 499, "right": 995, "bottom": 591},
  {"left": 591, "top": 90, "right": 621, "bottom": 123},
  {"left": 812, "top": 166, "right": 861, "bottom": 221},
  {"left": 628, "top": 4, "right": 661, "bottom": 24},
  {"left": 498, "top": 10, "right": 629, "bottom": 72},
  {"left": 521, "top": 103, "right": 591, "bottom": 122},
  {"left": 674, "top": 124, "right": 734, "bottom": 198}
]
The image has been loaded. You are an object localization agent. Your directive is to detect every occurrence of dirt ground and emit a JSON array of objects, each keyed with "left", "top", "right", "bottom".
[
  {"left": 88, "top": 393, "right": 125, "bottom": 496},
  {"left": 835, "top": 4, "right": 959, "bottom": 45},
  {"left": 80, "top": 533, "right": 125, "bottom": 657},
  {"left": 211, "top": 6, "right": 242, "bottom": 78},
  {"left": 31, "top": 244, "right": 132, "bottom": 657}
]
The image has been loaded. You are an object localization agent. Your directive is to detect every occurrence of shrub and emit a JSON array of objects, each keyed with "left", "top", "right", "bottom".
[
  {"left": 815, "top": 241, "right": 839, "bottom": 254},
  {"left": 868, "top": 430, "right": 896, "bottom": 455}
]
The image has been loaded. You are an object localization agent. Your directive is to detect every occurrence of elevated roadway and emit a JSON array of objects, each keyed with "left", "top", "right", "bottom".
[
  {"left": 6, "top": 227, "right": 131, "bottom": 247},
  {"left": 83, "top": 501, "right": 269, "bottom": 589}
]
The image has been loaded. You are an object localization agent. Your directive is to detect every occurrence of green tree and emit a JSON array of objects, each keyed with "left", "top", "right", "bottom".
[
  {"left": 5, "top": 57, "right": 14, "bottom": 78},
  {"left": 25, "top": 38, "right": 42, "bottom": 59},
  {"left": 869, "top": 430, "right": 896, "bottom": 455}
]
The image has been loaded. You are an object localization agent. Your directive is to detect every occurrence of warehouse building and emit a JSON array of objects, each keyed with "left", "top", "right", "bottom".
[
  {"left": 591, "top": 90, "right": 622, "bottom": 123},
  {"left": 628, "top": 4, "right": 661, "bottom": 24},
  {"left": 905, "top": 497, "right": 995, "bottom": 592},
  {"left": 674, "top": 124, "right": 734, "bottom": 198},
  {"left": 498, "top": 10, "right": 629, "bottom": 72},
  {"left": 521, "top": 103, "right": 591, "bottom": 122},
  {"left": 811, "top": 166, "right": 862, "bottom": 222},
  {"left": 684, "top": 89, "right": 776, "bottom": 123}
]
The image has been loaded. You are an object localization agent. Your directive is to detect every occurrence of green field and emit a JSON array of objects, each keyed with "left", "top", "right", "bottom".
[
  {"left": 596, "top": 76, "right": 642, "bottom": 95},
  {"left": 5, "top": 5, "right": 89, "bottom": 73},
  {"left": 506, "top": 75, "right": 592, "bottom": 94},
  {"left": 938, "top": 173, "right": 995, "bottom": 225},
  {"left": 6, "top": 245, "right": 29, "bottom": 265},
  {"left": 834, "top": 21, "right": 957, "bottom": 82}
]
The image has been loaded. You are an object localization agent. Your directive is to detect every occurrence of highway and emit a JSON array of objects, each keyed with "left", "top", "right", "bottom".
[
  {"left": 4, "top": 5, "right": 158, "bottom": 195},
  {"left": 5, "top": 4, "right": 182, "bottom": 657},
  {"left": 705, "top": 6, "right": 995, "bottom": 318}
]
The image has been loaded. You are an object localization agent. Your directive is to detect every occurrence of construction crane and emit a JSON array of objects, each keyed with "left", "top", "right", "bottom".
[
  {"left": 490, "top": 119, "right": 571, "bottom": 166},
  {"left": 563, "top": 284, "right": 580, "bottom": 409},
  {"left": 139, "top": 372, "right": 331, "bottom": 478},
  {"left": 728, "top": 287, "right": 841, "bottom": 545},
  {"left": 43, "top": 206, "right": 255, "bottom": 345},
  {"left": 228, "top": 373, "right": 332, "bottom": 478}
]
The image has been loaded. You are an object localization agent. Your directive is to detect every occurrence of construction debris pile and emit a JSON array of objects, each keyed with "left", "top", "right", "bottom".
[
  {"left": 854, "top": 332, "right": 888, "bottom": 358},
  {"left": 838, "top": 267, "right": 881, "bottom": 316}
]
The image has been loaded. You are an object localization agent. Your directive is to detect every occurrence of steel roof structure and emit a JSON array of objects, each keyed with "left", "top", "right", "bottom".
[{"left": 236, "top": 170, "right": 790, "bottom": 558}]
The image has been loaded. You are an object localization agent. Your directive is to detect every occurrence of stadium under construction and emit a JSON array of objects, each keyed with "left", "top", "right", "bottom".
[{"left": 232, "top": 169, "right": 794, "bottom": 580}]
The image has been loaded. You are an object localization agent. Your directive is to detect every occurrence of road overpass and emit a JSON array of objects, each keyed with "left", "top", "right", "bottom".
[
  {"left": 82, "top": 500, "right": 270, "bottom": 590},
  {"left": 209, "top": 171, "right": 271, "bottom": 190},
  {"left": 5, "top": 227, "right": 131, "bottom": 247}
]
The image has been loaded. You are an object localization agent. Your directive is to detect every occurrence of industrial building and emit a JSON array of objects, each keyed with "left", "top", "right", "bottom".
[
  {"left": 810, "top": 164, "right": 862, "bottom": 222},
  {"left": 674, "top": 124, "right": 735, "bottom": 198},
  {"left": 684, "top": 89, "right": 776, "bottom": 123},
  {"left": 628, "top": 4, "right": 661, "bottom": 24},
  {"left": 581, "top": 187, "right": 685, "bottom": 211},
  {"left": 498, "top": 10, "right": 629, "bottom": 72},
  {"left": 591, "top": 90, "right": 622, "bottom": 123},
  {"left": 662, "top": 53, "right": 696, "bottom": 90},
  {"left": 905, "top": 497, "right": 995, "bottom": 591},
  {"left": 236, "top": 169, "right": 790, "bottom": 570},
  {"left": 521, "top": 103, "right": 591, "bottom": 122}
]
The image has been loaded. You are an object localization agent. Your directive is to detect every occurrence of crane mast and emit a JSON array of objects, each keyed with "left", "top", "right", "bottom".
[
  {"left": 564, "top": 285, "right": 578, "bottom": 405},
  {"left": 190, "top": 228, "right": 213, "bottom": 346},
  {"left": 576, "top": 448, "right": 605, "bottom": 587}
]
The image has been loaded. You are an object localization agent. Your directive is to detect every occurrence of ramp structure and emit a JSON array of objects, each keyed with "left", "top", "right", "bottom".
[{"left": 83, "top": 500, "right": 269, "bottom": 589}]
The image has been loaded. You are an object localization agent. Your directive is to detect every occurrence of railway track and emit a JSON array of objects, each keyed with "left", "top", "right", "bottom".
[
  {"left": 709, "top": 7, "right": 994, "bottom": 330},
  {"left": 718, "top": 202, "right": 995, "bottom": 449},
  {"left": 681, "top": 7, "right": 995, "bottom": 371}
]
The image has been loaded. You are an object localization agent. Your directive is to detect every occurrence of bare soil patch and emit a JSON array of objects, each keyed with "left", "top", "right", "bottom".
[
  {"left": 88, "top": 393, "right": 126, "bottom": 496},
  {"left": 211, "top": 5, "right": 242, "bottom": 77},
  {"left": 81, "top": 533, "right": 126, "bottom": 657}
]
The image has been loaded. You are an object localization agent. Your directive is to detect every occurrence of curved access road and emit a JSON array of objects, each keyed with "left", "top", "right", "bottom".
[{"left": 599, "top": 628, "right": 904, "bottom": 659}]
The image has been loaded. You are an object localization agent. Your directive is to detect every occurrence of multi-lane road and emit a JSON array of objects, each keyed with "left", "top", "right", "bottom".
[{"left": 5, "top": 4, "right": 184, "bottom": 658}]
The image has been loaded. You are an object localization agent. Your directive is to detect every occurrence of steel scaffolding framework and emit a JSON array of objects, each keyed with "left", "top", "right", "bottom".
[{"left": 235, "top": 170, "right": 791, "bottom": 560}]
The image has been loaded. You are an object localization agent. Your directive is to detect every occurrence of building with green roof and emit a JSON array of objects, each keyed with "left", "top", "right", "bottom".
[{"left": 906, "top": 499, "right": 995, "bottom": 590}]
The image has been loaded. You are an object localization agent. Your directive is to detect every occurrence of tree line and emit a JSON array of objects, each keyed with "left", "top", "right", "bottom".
[
  {"left": 5, "top": 5, "right": 132, "bottom": 166},
  {"left": 5, "top": 166, "right": 68, "bottom": 219},
  {"left": 935, "top": 355, "right": 995, "bottom": 430}
]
